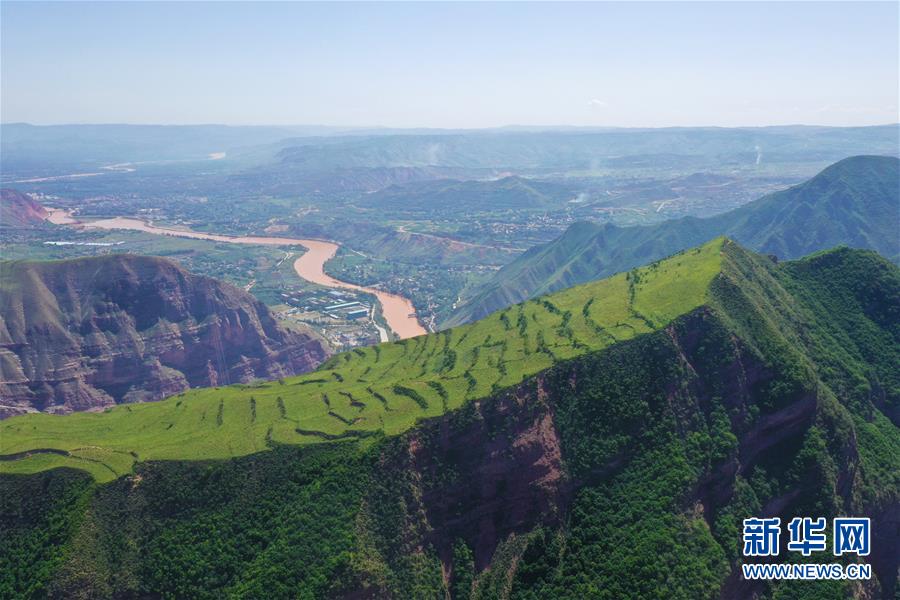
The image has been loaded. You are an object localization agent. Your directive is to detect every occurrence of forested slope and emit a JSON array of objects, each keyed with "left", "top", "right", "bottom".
[{"left": 2, "top": 240, "right": 898, "bottom": 599}]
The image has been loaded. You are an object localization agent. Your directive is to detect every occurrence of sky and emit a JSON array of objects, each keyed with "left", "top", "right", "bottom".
[{"left": 1, "top": 1, "right": 898, "bottom": 128}]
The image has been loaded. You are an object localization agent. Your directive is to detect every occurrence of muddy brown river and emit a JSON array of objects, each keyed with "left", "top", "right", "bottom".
[{"left": 47, "top": 210, "right": 427, "bottom": 339}]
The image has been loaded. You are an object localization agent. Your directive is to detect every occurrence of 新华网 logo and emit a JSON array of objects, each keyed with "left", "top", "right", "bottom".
[{"left": 740, "top": 516, "right": 871, "bottom": 581}]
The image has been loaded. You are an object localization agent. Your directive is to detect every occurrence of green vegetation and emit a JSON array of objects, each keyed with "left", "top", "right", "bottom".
[
  {"left": 0, "top": 225, "right": 324, "bottom": 308},
  {"left": 1, "top": 239, "right": 898, "bottom": 598},
  {"left": 0, "top": 238, "right": 725, "bottom": 481},
  {"left": 502, "top": 242, "right": 900, "bottom": 599},
  {"left": 449, "top": 155, "right": 900, "bottom": 325},
  {"left": 1, "top": 444, "right": 370, "bottom": 599},
  {"left": 325, "top": 246, "right": 486, "bottom": 325},
  {"left": 6, "top": 128, "right": 898, "bottom": 325},
  {"left": 364, "top": 176, "right": 571, "bottom": 212},
  {"left": 0, "top": 469, "right": 94, "bottom": 599}
]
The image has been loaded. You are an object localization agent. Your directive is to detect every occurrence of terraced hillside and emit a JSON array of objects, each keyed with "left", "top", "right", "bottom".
[
  {"left": 3, "top": 240, "right": 898, "bottom": 599},
  {"left": 0, "top": 238, "right": 724, "bottom": 481}
]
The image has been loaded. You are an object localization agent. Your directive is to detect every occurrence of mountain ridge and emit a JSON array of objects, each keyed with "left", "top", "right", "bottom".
[
  {"left": 447, "top": 155, "right": 900, "bottom": 326},
  {"left": 0, "top": 237, "right": 729, "bottom": 478},
  {"left": 2, "top": 239, "right": 898, "bottom": 598}
]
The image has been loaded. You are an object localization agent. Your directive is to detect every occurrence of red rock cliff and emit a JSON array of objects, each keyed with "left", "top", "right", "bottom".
[{"left": 0, "top": 254, "right": 330, "bottom": 417}]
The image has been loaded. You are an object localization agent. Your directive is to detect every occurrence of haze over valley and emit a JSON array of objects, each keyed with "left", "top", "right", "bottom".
[
  {"left": 4, "top": 123, "right": 898, "bottom": 333},
  {"left": 1, "top": 2, "right": 898, "bottom": 599}
]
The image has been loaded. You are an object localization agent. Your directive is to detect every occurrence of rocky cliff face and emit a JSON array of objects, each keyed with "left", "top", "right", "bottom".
[
  {"left": 0, "top": 189, "right": 48, "bottom": 227},
  {"left": 356, "top": 306, "right": 892, "bottom": 599},
  {"left": 371, "top": 384, "right": 569, "bottom": 576},
  {"left": 0, "top": 255, "right": 330, "bottom": 417}
]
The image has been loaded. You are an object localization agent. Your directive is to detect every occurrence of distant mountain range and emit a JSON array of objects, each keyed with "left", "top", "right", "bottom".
[
  {"left": 219, "top": 126, "right": 898, "bottom": 196},
  {"left": 0, "top": 255, "right": 330, "bottom": 417},
  {"left": 447, "top": 155, "right": 900, "bottom": 326},
  {"left": 273, "top": 125, "right": 900, "bottom": 171},
  {"left": 4, "top": 123, "right": 898, "bottom": 185},
  {"left": 0, "top": 123, "right": 340, "bottom": 172}
]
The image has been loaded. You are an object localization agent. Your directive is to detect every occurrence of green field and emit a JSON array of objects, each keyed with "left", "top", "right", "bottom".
[
  {"left": 0, "top": 226, "right": 321, "bottom": 303},
  {"left": 0, "top": 238, "right": 725, "bottom": 481}
]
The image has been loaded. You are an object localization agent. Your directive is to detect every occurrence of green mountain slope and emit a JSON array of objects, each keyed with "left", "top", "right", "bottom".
[
  {"left": 448, "top": 155, "right": 900, "bottom": 326},
  {"left": 0, "top": 238, "right": 725, "bottom": 481},
  {"left": 720, "top": 154, "right": 900, "bottom": 258},
  {"left": 2, "top": 241, "right": 898, "bottom": 599}
]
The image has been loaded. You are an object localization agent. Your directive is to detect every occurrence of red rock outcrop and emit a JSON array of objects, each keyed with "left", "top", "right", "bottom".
[
  {"left": 0, "top": 254, "right": 330, "bottom": 417},
  {"left": 0, "top": 188, "right": 48, "bottom": 227}
]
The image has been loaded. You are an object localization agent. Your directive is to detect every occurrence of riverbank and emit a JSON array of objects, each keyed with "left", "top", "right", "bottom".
[{"left": 45, "top": 210, "right": 427, "bottom": 340}]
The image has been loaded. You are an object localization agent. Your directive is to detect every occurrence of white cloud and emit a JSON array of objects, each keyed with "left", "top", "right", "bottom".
[{"left": 588, "top": 99, "right": 608, "bottom": 108}]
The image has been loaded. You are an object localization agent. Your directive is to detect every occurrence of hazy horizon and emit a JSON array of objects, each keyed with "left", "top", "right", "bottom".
[
  {"left": 2, "top": 1, "right": 898, "bottom": 129},
  {"left": 3, "top": 122, "right": 900, "bottom": 131}
]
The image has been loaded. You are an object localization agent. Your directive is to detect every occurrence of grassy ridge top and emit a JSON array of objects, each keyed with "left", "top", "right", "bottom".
[
  {"left": 0, "top": 238, "right": 725, "bottom": 481},
  {"left": 448, "top": 155, "right": 900, "bottom": 326}
]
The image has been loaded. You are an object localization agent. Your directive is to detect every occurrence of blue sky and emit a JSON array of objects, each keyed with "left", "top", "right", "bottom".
[{"left": 2, "top": 1, "right": 897, "bottom": 128}]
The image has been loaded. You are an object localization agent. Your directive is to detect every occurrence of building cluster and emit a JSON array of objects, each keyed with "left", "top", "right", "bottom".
[{"left": 275, "top": 289, "right": 380, "bottom": 350}]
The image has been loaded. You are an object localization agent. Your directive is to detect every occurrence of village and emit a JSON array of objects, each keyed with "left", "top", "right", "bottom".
[{"left": 272, "top": 287, "right": 385, "bottom": 350}]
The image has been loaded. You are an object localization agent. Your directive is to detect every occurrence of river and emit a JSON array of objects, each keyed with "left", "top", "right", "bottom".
[{"left": 46, "top": 210, "right": 427, "bottom": 340}]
